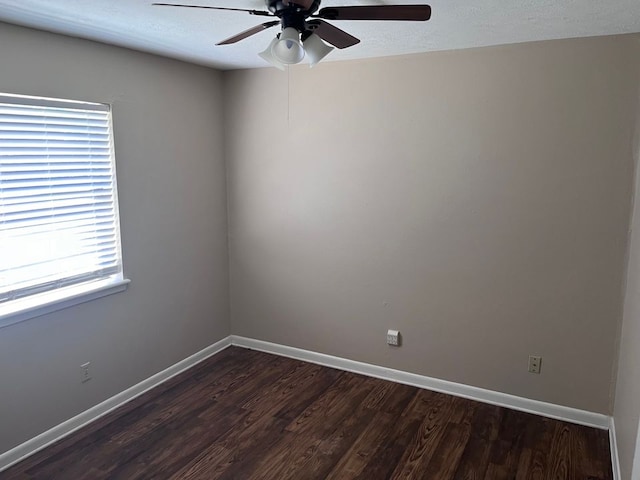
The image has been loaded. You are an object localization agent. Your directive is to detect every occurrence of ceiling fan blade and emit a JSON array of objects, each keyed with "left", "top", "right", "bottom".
[
  {"left": 152, "top": 3, "right": 272, "bottom": 17},
  {"left": 306, "top": 20, "right": 359, "bottom": 49},
  {"left": 216, "top": 20, "right": 280, "bottom": 45},
  {"left": 316, "top": 4, "right": 431, "bottom": 21}
]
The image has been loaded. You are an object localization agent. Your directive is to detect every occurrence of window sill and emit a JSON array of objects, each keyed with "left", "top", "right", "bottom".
[{"left": 0, "top": 278, "right": 131, "bottom": 329}]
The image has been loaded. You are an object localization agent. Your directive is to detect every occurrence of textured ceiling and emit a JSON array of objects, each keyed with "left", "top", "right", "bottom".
[{"left": 0, "top": 0, "right": 638, "bottom": 70}]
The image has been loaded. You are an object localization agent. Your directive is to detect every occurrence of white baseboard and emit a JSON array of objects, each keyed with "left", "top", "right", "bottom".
[
  {"left": 1, "top": 334, "right": 615, "bottom": 475},
  {"left": 0, "top": 335, "right": 232, "bottom": 473},
  {"left": 230, "top": 335, "right": 610, "bottom": 430},
  {"left": 609, "top": 417, "right": 621, "bottom": 480}
]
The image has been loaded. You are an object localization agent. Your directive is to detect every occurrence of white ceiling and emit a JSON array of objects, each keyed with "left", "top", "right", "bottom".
[{"left": 0, "top": 0, "right": 638, "bottom": 70}]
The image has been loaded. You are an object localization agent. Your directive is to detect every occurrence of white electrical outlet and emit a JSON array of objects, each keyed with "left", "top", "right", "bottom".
[
  {"left": 528, "top": 355, "right": 542, "bottom": 374},
  {"left": 387, "top": 329, "right": 400, "bottom": 346},
  {"left": 81, "top": 362, "right": 92, "bottom": 383}
]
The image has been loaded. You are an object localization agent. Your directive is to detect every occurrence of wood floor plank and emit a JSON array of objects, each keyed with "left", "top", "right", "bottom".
[
  {"left": 282, "top": 402, "right": 376, "bottom": 479},
  {"left": 417, "top": 421, "right": 473, "bottom": 480},
  {"left": 244, "top": 430, "right": 322, "bottom": 480},
  {"left": 284, "top": 372, "right": 376, "bottom": 436},
  {"left": 403, "top": 388, "right": 453, "bottom": 420},
  {"left": 388, "top": 393, "right": 458, "bottom": 479},
  {"left": 74, "top": 402, "right": 242, "bottom": 480},
  {"left": 324, "top": 411, "right": 398, "bottom": 480},
  {"left": 166, "top": 443, "right": 232, "bottom": 480},
  {"left": 546, "top": 422, "right": 573, "bottom": 479},
  {"left": 2, "top": 347, "right": 613, "bottom": 480},
  {"left": 572, "top": 424, "right": 602, "bottom": 479},
  {"left": 483, "top": 409, "right": 531, "bottom": 480},
  {"left": 352, "top": 413, "right": 424, "bottom": 479},
  {"left": 583, "top": 424, "right": 614, "bottom": 479},
  {"left": 514, "top": 416, "right": 554, "bottom": 480},
  {"left": 378, "top": 382, "right": 419, "bottom": 415},
  {"left": 272, "top": 365, "right": 342, "bottom": 422},
  {"left": 191, "top": 415, "right": 289, "bottom": 480},
  {"left": 452, "top": 403, "right": 502, "bottom": 480},
  {"left": 360, "top": 380, "right": 396, "bottom": 410}
]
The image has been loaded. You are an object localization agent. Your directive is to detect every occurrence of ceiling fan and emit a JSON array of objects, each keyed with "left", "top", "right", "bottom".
[{"left": 153, "top": 0, "right": 431, "bottom": 68}]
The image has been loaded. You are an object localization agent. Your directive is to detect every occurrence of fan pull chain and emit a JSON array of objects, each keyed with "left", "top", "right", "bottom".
[{"left": 287, "top": 65, "right": 291, "bottom": 126}]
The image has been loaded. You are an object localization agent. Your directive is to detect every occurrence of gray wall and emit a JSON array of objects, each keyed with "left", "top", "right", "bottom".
[
  {"left": 225, "top": 35, "right": 640, "bottom": 414},
  {"left": 0, "top": 22, "right": 229, "bottom": 453},
  {"left": 614, "top": 87, "right": 640, "bottom": 480}
]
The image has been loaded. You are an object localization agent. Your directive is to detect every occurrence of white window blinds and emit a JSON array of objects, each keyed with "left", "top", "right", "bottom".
[{"left": 0, "top": 93, "right": 123, "bottom": 304}]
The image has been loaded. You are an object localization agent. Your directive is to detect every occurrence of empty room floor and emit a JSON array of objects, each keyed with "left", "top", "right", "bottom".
[{"left": 2, "top": 347, "right": 612, "bottom": 479}]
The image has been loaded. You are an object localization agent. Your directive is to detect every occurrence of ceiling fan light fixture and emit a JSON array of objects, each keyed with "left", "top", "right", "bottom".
[
  {"left": 155, "top": 2, "right": 433, "bottom": 70},
  {"left": 303, "top": 33, "right": 334, "bottom": 67},
  {"left": 259, "top": 37, "right": 286, "bottom": 70},
  {"left": 271, "top": 27, "right": 305, "bottom": 64}
]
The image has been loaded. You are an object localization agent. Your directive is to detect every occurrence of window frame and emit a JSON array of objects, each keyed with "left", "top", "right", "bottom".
[{"left": 0, "top": 93, "right": 129, "bottom": 328}]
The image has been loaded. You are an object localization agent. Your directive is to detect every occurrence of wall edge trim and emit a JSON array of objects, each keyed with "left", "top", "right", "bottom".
[{"left": 610, "top": 417, "right": 622, "bottom": 480}]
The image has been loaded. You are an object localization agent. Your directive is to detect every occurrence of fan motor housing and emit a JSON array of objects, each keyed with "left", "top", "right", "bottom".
[{"left": 267, "top": 0, "right": 321, "bottom": 19}]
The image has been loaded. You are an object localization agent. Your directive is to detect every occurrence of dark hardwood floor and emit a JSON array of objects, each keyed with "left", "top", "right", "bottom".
[{"left": 2, "top": 346, "right": 612, "bottom": 480}]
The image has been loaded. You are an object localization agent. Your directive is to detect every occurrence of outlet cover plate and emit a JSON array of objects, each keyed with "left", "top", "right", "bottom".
[
  {"left": 387, "top": 329, "right": 400, "bottom": 346},
  {"left": 81, "top": 362, "right": 92, "bottom": 383},
  {"left": 528, "top": 355, "right": 542, "bottom": 374}
]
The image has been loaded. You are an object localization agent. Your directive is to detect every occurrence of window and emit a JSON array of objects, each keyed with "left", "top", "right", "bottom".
[{"left": 0, "top": 93, "right": 128, "bottom": 325}]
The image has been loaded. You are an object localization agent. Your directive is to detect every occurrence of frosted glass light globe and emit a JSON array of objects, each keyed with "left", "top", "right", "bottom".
[{"left": 272, "top": 27, "right": 304, "bottom": 65}]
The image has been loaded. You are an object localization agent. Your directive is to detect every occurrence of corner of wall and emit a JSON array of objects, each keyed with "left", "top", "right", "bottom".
[{"left": 611, "top": 44, "right": 640, "bottom": 480}]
